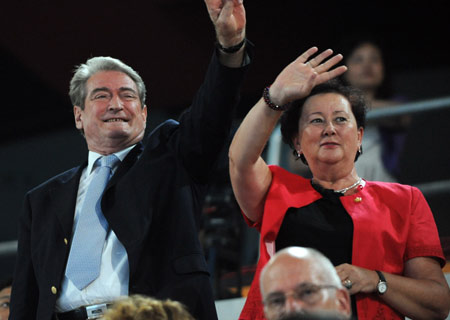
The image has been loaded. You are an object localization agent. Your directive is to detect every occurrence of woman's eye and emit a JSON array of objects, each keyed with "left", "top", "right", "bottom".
[
  {"left": 336, "top": 117, "right": 347, "bottom": 122},
  {"left": 311, "top": 118, "right": 323, "bottom": 123}
]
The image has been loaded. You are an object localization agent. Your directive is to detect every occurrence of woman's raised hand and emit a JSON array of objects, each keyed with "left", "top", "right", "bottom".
[{"left": 268, "top": 47, "right": 347, "bottom": 107}]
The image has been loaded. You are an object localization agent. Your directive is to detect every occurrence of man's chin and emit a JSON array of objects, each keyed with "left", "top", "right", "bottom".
[
  {"left": 106, "top": 128, "right": 143, "bottom": 141},
  {"left": 106, "top": 131, "right": 130, "bottom": 139}
]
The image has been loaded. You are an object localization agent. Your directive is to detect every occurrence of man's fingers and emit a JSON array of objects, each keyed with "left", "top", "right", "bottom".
[
  {"left": 204, "top": 0, "right": 221, "bottom": 21},
  {"left": 217, "top": 0, "right": 234, "bottom": 21}
]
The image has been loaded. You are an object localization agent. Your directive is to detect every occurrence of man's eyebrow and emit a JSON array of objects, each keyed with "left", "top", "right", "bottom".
[
  {"left": 89, "top": 87, "right": 111, "bottom": 96},
  {"left": 0, "top": 295, "right": 10, "bottom": 299},
  {"left": 266, "top": 291, "right": 284, "bottom": 298},
  {"left": 118, "top": 87, "right": 138, "bottom": 94},
  {"left": 89, "top": 87, "right": 137, "bottom": 96}
]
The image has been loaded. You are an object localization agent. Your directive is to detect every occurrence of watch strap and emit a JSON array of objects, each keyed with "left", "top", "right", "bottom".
[
  {"left": 375, "top": 270, "right": 386, "bottom": 282},
  {"left": 375, "top": 270, "right": 387, "bottom": 295},
  {"left": 216, "top": 38, "right": 246, "bottom": 53}
]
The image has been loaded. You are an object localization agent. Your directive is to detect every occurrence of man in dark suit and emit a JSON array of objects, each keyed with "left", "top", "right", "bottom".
[{"left": 9, "top": 1, "right": 249, "bottom": 319}]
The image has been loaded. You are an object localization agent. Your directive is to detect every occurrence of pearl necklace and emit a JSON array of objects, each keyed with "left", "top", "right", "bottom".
[{"left": 335, "top": 177, "right": 362, "bottom": 195}]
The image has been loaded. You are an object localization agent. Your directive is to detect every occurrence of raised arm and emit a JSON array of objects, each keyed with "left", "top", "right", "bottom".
[
  {"left": 229, "top": 47, "right": 347, "bottom": 223},
  {"left": 204, "top": 0, "right": 246, "bottom": 67},
  {"left": 173, "top": 0, "right": 250, "bottom": 184}
]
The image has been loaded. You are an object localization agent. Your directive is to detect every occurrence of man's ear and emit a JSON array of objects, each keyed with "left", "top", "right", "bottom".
[
  {"left": 335, "top": 288, "right": 352, "bottom": 319},
  {"left": 74, "top": 106, "right": 83, "bottom": 130},
  {"left": 142, "top": 104, "right": 148, "bottom": 122}
]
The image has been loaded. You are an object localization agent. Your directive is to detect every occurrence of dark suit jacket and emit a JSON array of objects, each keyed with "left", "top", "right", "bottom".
[{"left": 9, "top": 49, "right": 251, "bottom": 320}]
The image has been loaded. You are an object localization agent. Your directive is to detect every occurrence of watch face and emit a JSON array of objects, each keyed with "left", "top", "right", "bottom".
[{"left": 378, "top": 282, "right": 387, "bottom": 294}]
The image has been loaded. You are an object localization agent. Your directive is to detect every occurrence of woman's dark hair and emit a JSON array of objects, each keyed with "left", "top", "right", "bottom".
[
  {"left": 280, "top": 79, "right": 367, "bottom": 164},
  {"left": 0, "top": 277, "right": 12, "bottom": 290},
  {"left": 337, "top": 34, "right": 393, "bottom": 100}
]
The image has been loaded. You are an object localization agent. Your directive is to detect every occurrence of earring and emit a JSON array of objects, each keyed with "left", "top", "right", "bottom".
[{"left": 295, "top": 150, "right": 301, "bottom": 159}]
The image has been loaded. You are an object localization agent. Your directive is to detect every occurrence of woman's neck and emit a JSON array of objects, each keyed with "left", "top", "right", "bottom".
[{"left": 311, "top": 167, "right": 361, "bottom": 195}]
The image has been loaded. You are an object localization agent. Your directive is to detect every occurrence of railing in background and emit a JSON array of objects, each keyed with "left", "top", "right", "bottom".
[
  {"left": 363, "top": 96, "right": 450, "bottom": 195},
  {"left": 414, "top": 180, "right": 450, "bottom": 197},
  {"left": 0, "top": 240, "right": 17, "bottom": 257},
  {"left": 367, "top": 96, "right": 450, "bottom": 121}
]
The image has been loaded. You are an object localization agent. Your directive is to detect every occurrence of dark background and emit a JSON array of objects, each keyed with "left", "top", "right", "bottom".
[
  {"left": 2, "top": 0, "right": 450, "bottom": 141},
  {"left": 1, "top": 1, "right": 450, "bottom": 286}
]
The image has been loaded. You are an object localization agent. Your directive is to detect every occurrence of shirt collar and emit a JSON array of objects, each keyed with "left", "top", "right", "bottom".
[{"left": 86, "top": 144, "right": 136, "bottom": 175}]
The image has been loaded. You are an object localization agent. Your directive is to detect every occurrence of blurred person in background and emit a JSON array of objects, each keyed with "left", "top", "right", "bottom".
[{"left": 340, "top": 36, "right": 409, "bottom": 182}]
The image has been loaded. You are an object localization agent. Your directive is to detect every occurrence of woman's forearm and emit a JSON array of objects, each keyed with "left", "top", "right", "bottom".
[
  {"left": 229, "top": 97, "right": 282, "bottom": 222},
  {"left": 229, "top": 97, "right": 282, "bottom": 169},
  {"left": 380, "top": 272, "right": 450, "bottom": 319},
  {"left": 337, "top": 258, "right": 450, "bottom": 319}
]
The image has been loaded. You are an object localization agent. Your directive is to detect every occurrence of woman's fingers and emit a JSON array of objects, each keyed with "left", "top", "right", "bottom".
[
  {"left": 294, "top": 47, "right": 347, "bottom": 83},
  {"left": 315, "top": 53, "right": 344, "bottom": 73},
  {"left": 306, "top": 48, "right": 333, "bottom": 68},
  {"left": 317, "top": 65, "right": 348, "bottom": 84},
  {"left": 295, "top": 46, "right": 319, "bottom": 64}
]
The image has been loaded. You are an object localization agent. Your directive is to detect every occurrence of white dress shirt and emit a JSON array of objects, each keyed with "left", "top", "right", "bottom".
[{"left": 55, "top": 145, "right": 135, "bottom": 312}]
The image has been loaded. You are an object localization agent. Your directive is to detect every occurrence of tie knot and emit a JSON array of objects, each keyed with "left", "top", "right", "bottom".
[{"left": 99, "top": 154, "right": 120, "bottom": 169}]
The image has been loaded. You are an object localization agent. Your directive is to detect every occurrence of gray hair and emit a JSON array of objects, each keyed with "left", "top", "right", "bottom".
[
  {"left": 302, "top": 248, "right": 343, "bottom": 288},
  {"left": 69, "top": 56, "right": 146, "bottom": 109}
]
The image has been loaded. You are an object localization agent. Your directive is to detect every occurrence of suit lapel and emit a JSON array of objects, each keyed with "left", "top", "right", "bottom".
[
  {"left": 53, "top": 164, "right": 85, "bottom": 237},
  {"left": 107, "top": 142, "right": 143, "bottom": 189}
]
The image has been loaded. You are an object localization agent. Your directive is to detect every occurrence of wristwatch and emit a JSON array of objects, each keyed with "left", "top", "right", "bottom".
[{"left": 375, "top": 270, "right": 387, "bottom": 295}]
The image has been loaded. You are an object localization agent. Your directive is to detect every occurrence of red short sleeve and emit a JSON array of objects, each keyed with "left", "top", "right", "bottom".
[{"left": 405, "top": 187, "right": 445, "bottom": 267}]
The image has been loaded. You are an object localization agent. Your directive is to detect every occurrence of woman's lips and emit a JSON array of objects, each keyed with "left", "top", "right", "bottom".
[{"left": 320, "top": 142, "right": 339, "bottom": 148}]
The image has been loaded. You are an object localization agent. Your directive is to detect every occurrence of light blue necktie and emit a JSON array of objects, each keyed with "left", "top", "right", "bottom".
[{"left": 65, "top": 154, "right": 120, "bottom": 290}]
